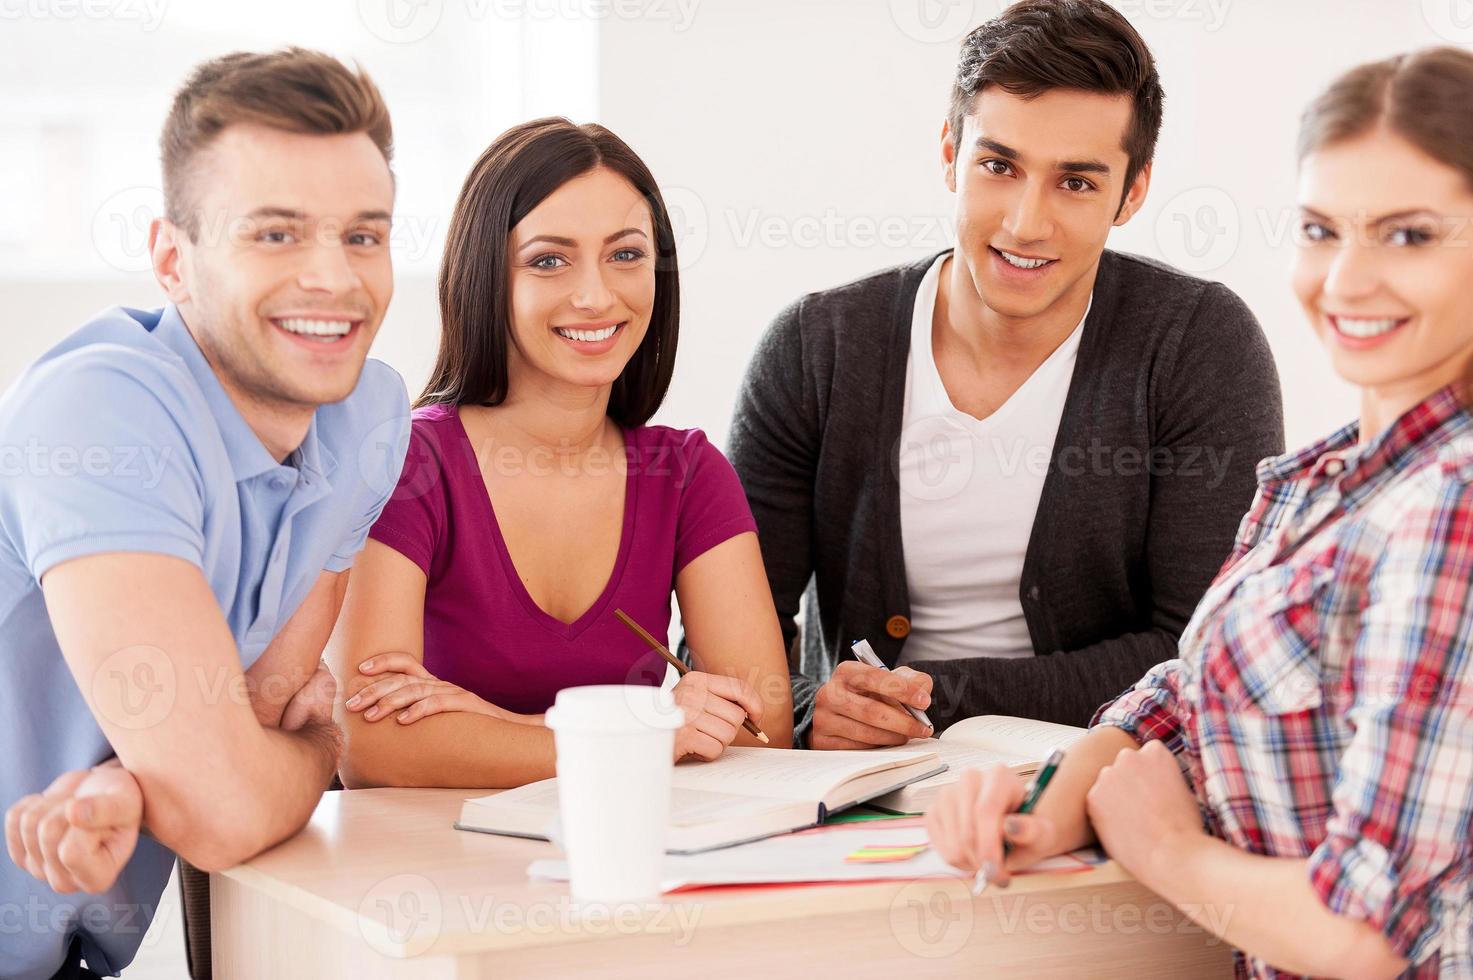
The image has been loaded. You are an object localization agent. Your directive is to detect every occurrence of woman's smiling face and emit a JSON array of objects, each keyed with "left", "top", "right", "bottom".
[
  {"left": 505, "top": 166, "right": 657, "bottom": 395},
  {"left": 1292, "top": 129, "right": 1473, "bottom": 414}
]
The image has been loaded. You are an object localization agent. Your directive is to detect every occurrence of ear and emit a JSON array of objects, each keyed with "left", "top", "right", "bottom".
[
  {"left": 940, "top": 118, "right": 958, "bottom": 194},
  {"left": 149, "top": 217, "right": 190, "bottom": 304},
  {"left": 1113, "top": 160, "right": 1153, "bottom": 227}
]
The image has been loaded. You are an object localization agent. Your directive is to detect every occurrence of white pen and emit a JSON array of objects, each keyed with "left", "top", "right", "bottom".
[{"left": 850, "top": 639, "right": 934, "bottom": 730}]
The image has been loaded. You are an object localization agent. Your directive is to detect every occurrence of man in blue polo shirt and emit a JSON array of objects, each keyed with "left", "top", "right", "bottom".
[{"left": 0, "top": 49, "right": 409, "bottom": 978}]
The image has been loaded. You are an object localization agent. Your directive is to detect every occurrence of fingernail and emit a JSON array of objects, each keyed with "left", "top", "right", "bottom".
[
  {"left": 364, "top": 707, "right": 378, "bottom": 719},
  {"left": 916, "top": 695, "right": 931, "bottom": 708},
  {"left": 397, "top": 711, "right": 409, "bottom": 722},
  {"left": 980, "top": 860, "right": 999, "bottom": 882},
  {"left": 74, "top": 802, "right": 92, "bottom": 824},
  {"left": 359, "top": 659, "right": 374, "bottom": 671},
  {"left": 1003, "top": 817, "right": 1023, "bottom": 838},
  {"left": 345, "top": 695, "right": 361, "bottom": 709}
]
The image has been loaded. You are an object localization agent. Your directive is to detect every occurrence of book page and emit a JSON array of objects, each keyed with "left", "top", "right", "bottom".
[
  {"left": 941, "top": 715, "right": 1086, "bottom": 759},
  {"left": 669, "top": 746, "right": 936, "bottom": 802},
  {"left": 467, "top": 779, "right": 807, "bottom": 828}
]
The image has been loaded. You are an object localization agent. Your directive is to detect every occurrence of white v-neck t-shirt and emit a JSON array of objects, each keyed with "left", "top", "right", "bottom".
[{"left": 897, "top": 252, "right": 1089, "bottom": 664}]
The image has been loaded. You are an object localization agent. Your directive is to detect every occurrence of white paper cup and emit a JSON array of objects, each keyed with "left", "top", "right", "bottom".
[{"left": 544, "top": 685, "right": 684, "bottom": 904}]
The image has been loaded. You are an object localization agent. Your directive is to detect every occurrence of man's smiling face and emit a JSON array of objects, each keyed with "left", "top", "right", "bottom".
[{"left": 943, "top": 86, "right": 1149, "bottom": 322}]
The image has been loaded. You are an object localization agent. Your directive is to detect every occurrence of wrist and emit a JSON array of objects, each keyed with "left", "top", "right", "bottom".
[{"left": 1142, "top": 822, "right": 1208, "bottom": 896}]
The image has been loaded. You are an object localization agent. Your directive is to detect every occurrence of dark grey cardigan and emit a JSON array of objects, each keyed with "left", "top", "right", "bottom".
[{"left": 725, "top": 249, "right": 1285, "bottom": 743}]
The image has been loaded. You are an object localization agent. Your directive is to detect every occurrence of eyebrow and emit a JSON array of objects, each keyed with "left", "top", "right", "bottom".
[
  {"left": 973, "top": 137, "right": 1112, "bottom": 176},
  {"left": 1299, "top": 205, "right": 1441, "bottom": 226},
  {"left": 517, "top": 227, "right": 650, "bottom": 252},
  {"left": 244, "top": 206, "right": 393, "bottom": 223}
]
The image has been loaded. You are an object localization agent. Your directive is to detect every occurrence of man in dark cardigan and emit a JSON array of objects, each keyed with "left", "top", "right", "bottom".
[{"left": 728, "top": 0, "right": 1284, "bottom": 748}]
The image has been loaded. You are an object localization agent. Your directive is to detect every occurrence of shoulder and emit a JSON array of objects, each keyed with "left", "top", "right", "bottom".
[
  {"left": 319, "top": 358, "right": 410, "bottom": 444},
  {"left": 768, "top": 252, "right": 939, "bottom": 342},
  {"left": 628, "top": 425, "right": 733, "bottom": 486},
  {"left": 1362, "top": 430, "right": 1473, "bottom": 547},
  {"left": 0, "top": 307, "right": 206, "bottom": 443},
  {"left": 1102, "top": 249, "right": 1263, "bottom": 342},
  {"left": 314, "top": 359, "right": 411, "bottom": 499}
]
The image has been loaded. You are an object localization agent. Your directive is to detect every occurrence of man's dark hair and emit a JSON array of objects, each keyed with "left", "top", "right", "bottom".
[{"left": 949, "top": 0, "right": 1165, "bottom": 202}]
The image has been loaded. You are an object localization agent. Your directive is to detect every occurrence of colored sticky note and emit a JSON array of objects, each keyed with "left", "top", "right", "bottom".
[{"left": 844, "top": 843, "right": 930, "bottom": 864}]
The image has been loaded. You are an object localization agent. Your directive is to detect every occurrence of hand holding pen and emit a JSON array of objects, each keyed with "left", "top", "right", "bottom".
[{"left": 924, "top": 749, "right": 1067, "bottom": 892}]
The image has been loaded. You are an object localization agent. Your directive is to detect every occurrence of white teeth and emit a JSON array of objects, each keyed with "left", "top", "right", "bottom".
[
  {"left": 277, "top": 318, "right": 353, "bottom": 338},
  {"left": 1334, "top": 316, "right": 1402, "bottom": 339},
  {"left": 996, "top": 249, "right": 1051, "bottom": 270},
  {"left": 554, "top": 325, "right": 618, "bottom": 342}
]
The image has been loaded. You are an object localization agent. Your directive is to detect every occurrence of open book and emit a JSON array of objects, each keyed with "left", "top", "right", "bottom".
[
  {"left": 868, "top": 715, "right": 1087, "bottom": 813},
  {"left": 456, "top": 747, "right": 945, "bottom": 854}
]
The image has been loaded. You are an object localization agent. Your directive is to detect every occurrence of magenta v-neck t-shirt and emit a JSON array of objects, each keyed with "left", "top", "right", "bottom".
[{"left": 366, "top": 404, "right": 758, "bottom": 714}]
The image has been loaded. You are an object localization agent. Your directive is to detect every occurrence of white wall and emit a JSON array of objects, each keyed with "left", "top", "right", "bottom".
[
  {"left": 597, "top": 0, "right": 1461, "bottom": 450},
  {"left": 3, "top": 2, "right": 1460, "bottom": 447}
]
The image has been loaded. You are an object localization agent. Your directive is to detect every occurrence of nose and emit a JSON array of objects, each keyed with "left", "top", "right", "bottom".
[
  {"left": 568, "top": 257, "right": 615, "bottom": 314},
  {"left": 1001, "top": 179, "right": 1054, "bottom": 246},
  {"left": 297, "top": 235, "right": 363, "bottom": 296},
  {"left": 1322, "top": 239, "right": 1380, "bottom": 302}
]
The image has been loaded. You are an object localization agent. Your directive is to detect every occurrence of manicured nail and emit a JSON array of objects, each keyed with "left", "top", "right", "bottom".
[
  {"left": 1003, "top": 817, "right": 1023, "bottom": 838},
  {"left": 364, "top": 707, "right": 378, "bottom": 719},
  {"left": 359, "top": 659, "right": 374, "bottom": 671},
  {"left": 397, "top": 711, "right": 409, "bottom": 722},
  {"left": 345, "top": 695, "right": 361, "bottom": 709}
]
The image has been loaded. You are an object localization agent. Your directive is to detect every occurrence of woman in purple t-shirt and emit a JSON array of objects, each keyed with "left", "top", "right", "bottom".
[{"left": 327, "top": 120, "right": 794, "bottom": 788}]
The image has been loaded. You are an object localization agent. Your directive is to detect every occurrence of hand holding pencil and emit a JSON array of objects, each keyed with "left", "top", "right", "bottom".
[{"left": 615, "top": 609, "right": 771, "bottom": 762}]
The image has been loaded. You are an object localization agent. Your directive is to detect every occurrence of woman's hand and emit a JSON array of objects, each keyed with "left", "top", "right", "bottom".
[
  {"left": 671, "top": 671, "right": 764, "bottom": 762},
  {"left": 925, "top": 764, "right": 1059, "bottom": 886},
  {"left": 345, "top": 652, "right": 542, "bottom": 726},
  {"left": 1085, "top": 739, "right": 1205, "bottom": 888}
]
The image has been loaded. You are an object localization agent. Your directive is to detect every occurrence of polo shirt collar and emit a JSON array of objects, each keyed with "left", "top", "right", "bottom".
[{"left": 151, "top": 305, "right": 332, "bottom": 485}]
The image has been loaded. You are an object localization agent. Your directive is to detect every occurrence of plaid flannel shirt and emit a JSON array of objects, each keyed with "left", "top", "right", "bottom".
[{"left": 1094, "top": 385, "right": 1473, "bottom": 979}]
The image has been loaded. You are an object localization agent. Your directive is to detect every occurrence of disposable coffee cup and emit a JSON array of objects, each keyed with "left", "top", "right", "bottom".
[{"left": 544, "top": 685, "right": 684, "bottom": 903}]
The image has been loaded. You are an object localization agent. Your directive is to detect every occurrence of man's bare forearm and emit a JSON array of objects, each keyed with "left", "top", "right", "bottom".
[{"left": 141, "top": 717, "right": 341, "bottom": 871}]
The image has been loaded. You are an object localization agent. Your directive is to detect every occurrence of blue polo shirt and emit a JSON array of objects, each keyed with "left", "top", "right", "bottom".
[{"left": 0, "top": 304, "right": 409, "bottom": 979}]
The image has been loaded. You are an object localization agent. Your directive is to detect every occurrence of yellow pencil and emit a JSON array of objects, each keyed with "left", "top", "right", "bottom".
[{"left": 613, "top": 608, "right": 770, "bottom": 745}]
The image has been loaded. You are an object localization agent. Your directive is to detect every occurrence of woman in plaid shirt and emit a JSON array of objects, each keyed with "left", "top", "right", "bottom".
[{"left": 928, "top": 47, "right": 1473, "bottom": 979}]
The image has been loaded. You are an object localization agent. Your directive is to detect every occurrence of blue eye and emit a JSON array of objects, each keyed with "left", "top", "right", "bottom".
[
  {"left": 611, "top": 248, "right": 645, "bottom": 262},
  {"left": 530, "top": 254, "right": 567, "bottom": 270}
]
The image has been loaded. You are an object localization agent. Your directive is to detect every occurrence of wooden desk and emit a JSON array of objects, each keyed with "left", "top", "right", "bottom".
[{"left": 211, "top": 788, "right": 1234, "bottom": 978}]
